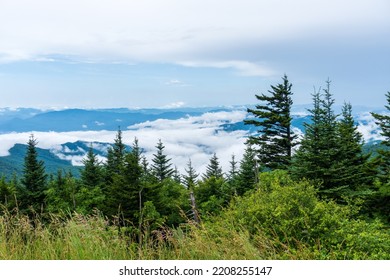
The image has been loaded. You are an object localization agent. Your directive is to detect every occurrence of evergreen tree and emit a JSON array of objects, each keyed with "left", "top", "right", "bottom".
[
  {"left": 334, "top": 102, "right": 373, "bottom": 193},
  {"left": 183, "top": 159, "right": 200, "bottom": 223},
  {"left": 183, "top": 159, "right": 199, "bottom": 191},
  {"left": 237, "top": 142, "right": 258, "bottom": 195},
  {"left": 370, "top": 91, "right": 390, "bottom": 222},
  {"left": 226, "top": 154, "right": 240, "bottom": 196},
  {"left": 0, "top": 176, "right": 16, "bottom": 210},
  {"left": 46, "top": 170, "right": 79, "bottom": 213},
  {"left": 151, "top": 139, "right": 174, "bottom": 182},
  {"left": 80, "top": 145, "right": 103, "bottom": 189},
  {"left": 20, "top": 135, "right": 47, "bottom": 212},
  {"left": 203, "top": 153, "right": 223, "bottom": 180},
  {"left": 291, "top": 83, "right": 342, "bottom": 197},
  {"left": 105, "top": 128, "right": 127, "bottom": 182},
  {"left": 245, "top": 74, "right": 297, "bottom": 170},
  {"left": 291, "top": 82, "right": 373, "bottom": 201},
  {"left": 371, "top": 91, "right": 390, "bottom": 181}
]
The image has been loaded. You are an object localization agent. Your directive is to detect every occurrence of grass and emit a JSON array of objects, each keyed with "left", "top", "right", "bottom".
[
  {"left": 0, "top": 209, "right": 290, "bottom": 260},
  {"left": 0, "top": 207, "right": 389, "bottom": 260}
]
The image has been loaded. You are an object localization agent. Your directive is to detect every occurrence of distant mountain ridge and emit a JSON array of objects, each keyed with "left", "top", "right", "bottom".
[{"left": 0, "top": 105, "right": 385, "bottom": 178}]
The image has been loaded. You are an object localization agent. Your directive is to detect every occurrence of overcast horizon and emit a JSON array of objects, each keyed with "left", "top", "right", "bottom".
[{"left": 0, "top": 0, "right": 389, "bottom": 109}]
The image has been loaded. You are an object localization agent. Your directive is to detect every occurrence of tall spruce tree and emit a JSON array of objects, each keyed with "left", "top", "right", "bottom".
[
  {"left": 245, "top": 74, "right": 297, "bottom": 170},
  {"left": 21, "top": 135, "right": 48, "bottom": 212},
  {"left": 105, "top": 128, "right": 127, "bottom": 182},
  {"left": 291, "top": 81, "right": 372, "bottom": 201},
  {"left": 291, "top": 82, "right": 341, "bottom": 197},
  {"left": 334, "top": 102, "right": 372, "bottom": 193},
  {"left": 151, "top": 139, "right": 174, "bottom": 182}
]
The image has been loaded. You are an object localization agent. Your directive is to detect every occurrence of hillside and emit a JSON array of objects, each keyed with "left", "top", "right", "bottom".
[{"left": 0, "top": 144, "right": 81, "bottom": 178}]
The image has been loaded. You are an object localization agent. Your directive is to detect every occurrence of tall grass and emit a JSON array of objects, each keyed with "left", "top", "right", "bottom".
[
  {"left": 0, "top": 209, "right": 276, "bottom": 260},
  {"left": 1, "top": 207, "right": 388, "bottom": 260}
]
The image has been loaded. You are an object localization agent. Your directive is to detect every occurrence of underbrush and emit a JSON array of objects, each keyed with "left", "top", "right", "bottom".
[{"left": 1, "top": 172, "right": 389, "bottom": 260}]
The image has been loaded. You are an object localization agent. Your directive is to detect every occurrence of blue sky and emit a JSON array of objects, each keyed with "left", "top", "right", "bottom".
[{"left": 0, "top": 0, "right": 389, "bottom": 109}]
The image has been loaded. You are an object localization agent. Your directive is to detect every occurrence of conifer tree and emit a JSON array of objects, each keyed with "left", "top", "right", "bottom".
[
  {"left": 183, "top": 159, "right": 198, "bottom": 191},
  {"left": 369, "top": 91, "right": 390, "bottom": 221},
  {"left": 226, "top": 154, "right": 240, "bottom": 196},
  {"left": 291, "top": 83, "right": 341, "bottom": 197},
  {"left": 81, "top": 145, "right": 103, "bottom": 189},
  {"left": 371, "top": 92, "right": 390, "bottom": 180},
  {"left": 105, "top": 128, "right": 127, "bottom": 182},
  {"left": 203, "top": 153, "right": 223, "bottom": 180},
  {"left": 20, "top": 135, "right": 47, "bottom": 212},
  {"left": 334, "top": 102, "right": 372, "bottom": 192},
  {"left": 237, "top": 142, "right": 258, "bottom": 195},
  {"left": 151, "top": 139, "right": 174, "bottom": 182},
  {"left": 245, "top": 74, "right": 297, "bottom": 170},
  {"left": 183, "top": 159, "right": 200, "bottom": 223}
]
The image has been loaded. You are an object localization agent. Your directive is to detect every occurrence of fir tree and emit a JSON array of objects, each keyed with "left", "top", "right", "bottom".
[
  {"left": 291, "top": 82, "right": 341, "bottom": 197},
  {"left": 369, "top": 91, "right": 390, "bottom": 221},
  {"left": 334, "top": 102, "right": 373, "bottom": 193},
  {"left": 151, "top": 139, "right": 174, "bottom": 182},
  {"left": 237, "top": 142, "right": 258, "bottom": 195},
  {"left": 80, "top": 145, "right": 103, "bottom": 189},
  {"left": 371, "top": 92, "right": 390, "bottom": 181},
  {"left": 226, "top": 154, "right": 240, "bottom": 196},
  {"left": 183, "top": 159, "right": 199, "bottom": 191},
  {"left": 105, "top": 128, "right": 127, "bottom": 182},
  {"left": 203, "top": 153, "right": 223, "bottom": 180},
  {"left": 20, "top": 135, "right": 48, "bottom": 212},
  {"left": 245, "top": 74, "right": 297, "bottom": 170}
]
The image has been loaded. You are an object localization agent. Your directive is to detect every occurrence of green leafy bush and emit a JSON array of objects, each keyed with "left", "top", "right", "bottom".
[{"left": 218, "top": 170, "right": 390, "bottom": 259}]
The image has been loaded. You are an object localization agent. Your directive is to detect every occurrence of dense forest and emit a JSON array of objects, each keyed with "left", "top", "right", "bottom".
[{"left": 0, "top": 76, "right": 389, "bottom": 260}]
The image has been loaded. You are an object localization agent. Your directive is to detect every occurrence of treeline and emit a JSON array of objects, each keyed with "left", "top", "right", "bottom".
[{"left": 0, "top": 75, "right": 389, "bottom": 231}]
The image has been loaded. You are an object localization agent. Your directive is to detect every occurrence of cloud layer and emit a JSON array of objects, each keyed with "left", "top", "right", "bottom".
[
  {"left": 1, "top": 0, "right": 388, "bottom": 75},
  {"left": 0, "top": 111, "right": 248, "bottom": 175}
]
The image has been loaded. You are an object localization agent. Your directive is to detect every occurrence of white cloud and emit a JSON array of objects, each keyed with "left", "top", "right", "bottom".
[
  {"left": 0, "top": 111, "right": 248, "bottom": 175},
  {"left": 0, "top": 0, "right": 388, "bottom": 71},
  {"left": 165, "top": 80, "right": 189, "bottom": 87},
  {"left": 178, "top": 60, "right": 275, "bottom": 77},
  {"left": 161, "top": 101, "right": 186, "bottom": 109}
]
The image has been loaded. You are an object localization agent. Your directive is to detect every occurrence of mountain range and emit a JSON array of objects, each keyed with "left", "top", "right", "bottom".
[{"left": 0, "top": 105, "right": 385, "bottom": 178}]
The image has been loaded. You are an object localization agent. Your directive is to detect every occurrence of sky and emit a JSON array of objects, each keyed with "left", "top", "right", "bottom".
[{"left": 0, "top": 0, "right": 389, "bottom": 108}]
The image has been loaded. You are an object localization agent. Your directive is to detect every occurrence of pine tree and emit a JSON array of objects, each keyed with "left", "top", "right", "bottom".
[
  {"left": 151, "top": 139, "right": 174, "bottom": 182},
  {"left": 245, "top": 74, "right": 297, "bottom": 170},
  {"left": 203, "top": 153, "right": 223, "bottom": 180},
  {"left": 20, "top": 135, "right": 48, "bottom": 212}
]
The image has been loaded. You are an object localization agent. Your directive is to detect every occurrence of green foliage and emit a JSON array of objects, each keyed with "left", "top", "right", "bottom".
[
  {"left": 222, "top": 171, "right": 390, "bottom": 259},
  {"left": 151, "top": 139, "right": 174, "bottom": 182},
  {"left": 203, "top": 153, "right": 223, "bottom": 180},
  {"left": 195, "top": 177, "right": 227, "bottom": 215},
  {"left": 245, "top": 74, "right": 297, "bottom": 170},
  {"left": 237, "top": 142, "right": 258, "bottom": 195},
  {"left": 20, "top": 135, "right": 48, "bottom": 212},
  {"left": 291, "top": 84, "right": 374, "bottom": 202}
]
